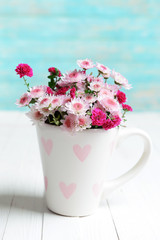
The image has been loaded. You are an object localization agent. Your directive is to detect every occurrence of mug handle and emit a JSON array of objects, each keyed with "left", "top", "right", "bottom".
[{"left": 101, "top": 127, "right": 152, "bottom": 200}]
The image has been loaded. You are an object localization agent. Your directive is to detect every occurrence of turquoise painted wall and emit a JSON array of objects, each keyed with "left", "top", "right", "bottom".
[{"left": 0, "top": 0, "right": 160, "bottom": 111}]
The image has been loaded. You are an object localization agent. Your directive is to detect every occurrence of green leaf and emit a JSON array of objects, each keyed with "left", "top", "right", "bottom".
[
  {"left": 85, "top": 89, "right": 95, "bottom": 94},
  {"left": 29, "top": 98, "right": 36, "bottom": 104},
  {"left": 48, "top": 79, "right": 56, "bottom": 90}
]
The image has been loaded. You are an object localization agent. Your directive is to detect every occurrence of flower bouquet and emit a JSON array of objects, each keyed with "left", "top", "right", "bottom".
[
  {"left": 14, "top": 59, "right": 151, "bottom": 217},
  {"left": 15, "top": 59, "right": 132, "bottom": 132}
]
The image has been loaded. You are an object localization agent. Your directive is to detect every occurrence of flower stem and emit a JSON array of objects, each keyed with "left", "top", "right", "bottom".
[
  {"left": 97, "top": 72, "right": 100, "bottom": 77},
  {"left": 23, "top": 77, "right": 30, "bottom": 91}
]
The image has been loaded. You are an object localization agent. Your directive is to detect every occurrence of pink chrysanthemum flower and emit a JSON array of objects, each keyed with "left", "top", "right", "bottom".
[
  {"left": 37, "top": 96, "right": 50, "bottom": 108},
  {"left": 36, "top": 96, "right": 51, "bottom": 116},
  {"left": 76, "top": 81, "right": 85, "bottom": 91},
  {"left": 62, "top": 96, "right": 71, "bottom": 105},
  {"left": 77, "top": 59, "right": 94, "bottom": 69},
  {"left": 89, "top": 78, "right": 104, "bottom": 92},
  {"left": 106, "top": 83, "right": 120, "bottom": 94},
  {"left": 26, "top": 106, "right": 44, "bottom": 124},
  {"left": 75, "top": 115, "right": 92, "bottom": 131},
  {"left": 60, "top": 114, "right": 77, "bottom": 132},
  {"left": 30, "top": 86, "right": 46, "bottom": 98},
  {"left": 91, "top": 108, "right": 106, "bottom": 126},
  {"left": 92, "top": 101, "right": 106, "bottom": 112},
  {"left": 111, "top": 70, "right": 132, "bottom": 89},
  {"left": 58, "top": 70, "right": 86, "bottom": 87},
  {"left": 99, "top": 96, "right": 120, "bottom": 114},
  {"left": 49, "top": 95, "right": 64, "bottom": 110},
  {"left": 87, "top": 75, "right": 94, "bottom": 83},
  {"left": 116, "top": 90, "right": 127, "bottom": 104},
  {"left": 84, "top": 94, "right": 96, "bottom": 103},
  {"left": 96, "top": 62, "right": 111, "bottom": 78},
  {"left": 99, "top": 87, "right": 113, "bottom": 98},
  {"left": 122, "top": 104, "right": 133, "bottom": 112},
  {"left": 16, "top": 92, "right": 32, "bottom": 107},
  {"left": 65, "top": 98, "right": 89, "bottom": 115},
  {"left": 15, "top": 63, "right": 33, "bottom": 78}
]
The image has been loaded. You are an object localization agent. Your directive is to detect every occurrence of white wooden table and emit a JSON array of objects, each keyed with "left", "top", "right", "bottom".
[{"left": 0, "top": 111, "right": 160, "bottom": 240}]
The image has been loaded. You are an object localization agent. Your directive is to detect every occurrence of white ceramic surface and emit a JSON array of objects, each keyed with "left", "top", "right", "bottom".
[{"left": 36, "top": 123, "right": 151, "bottom": 217}]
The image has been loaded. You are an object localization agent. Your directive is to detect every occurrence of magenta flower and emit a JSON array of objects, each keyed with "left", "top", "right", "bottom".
[
  {"left": 70, "top": 87, "right": 76, "bottom": 99},
  {"left": 48, "top": 67, "right": 62, "bottom": 77},
  {"left": 48, "top": 67, "right": 56, "bottom": 73},
  {"left": 46, "top": 86, "right": 54, "bottom": 95},
  {"left": 112, "top": 115, "right": 121, "bottom": 127},
  {"left": 116, "top": 90, "right": 127, "bottom": 104},
  {"left": 102, "top": 115, "right": 121, "bottom": 130},
  {"left": 56, "top": 86, "right": 70, "bottom": 95},
  {"left": 91, "top": 108, "right": 106, "bottom": 126},
  {"left": 102, "top": 118, "right": 114, "bottom": 130},
  {"left": 122, "top": 104, "right": 133, "bottom": 112},
  {"left": 15, "top": 63, "right": 33, "bottom": 78}
]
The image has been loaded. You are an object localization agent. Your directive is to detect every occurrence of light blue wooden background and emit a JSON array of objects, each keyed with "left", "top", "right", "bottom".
[{"left": 0, "top": 0, "right": 160, "bottom": 111}]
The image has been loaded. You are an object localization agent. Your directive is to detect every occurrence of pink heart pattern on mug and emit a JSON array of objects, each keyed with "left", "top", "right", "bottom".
[
  {"left": 41, "top": 137, "right": 53, "bottom": 156},
  {"left": 73, "top": 144, "right": 91, "bottom": 162},
  {"left": 59, "top": 182, "right": 76, "bottom": 199},
  {"left": 93, "top": 182, "right": 103, "bottom": 197}
]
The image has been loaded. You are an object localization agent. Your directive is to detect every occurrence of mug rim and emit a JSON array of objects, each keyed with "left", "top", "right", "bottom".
[{"left": 36, "top": 122, "right": 119, "bottom": 135}]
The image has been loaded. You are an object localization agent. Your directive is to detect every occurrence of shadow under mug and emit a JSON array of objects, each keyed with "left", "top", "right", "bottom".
[{"left": 36, "top": 123, "right": 151, "bottom": 217}]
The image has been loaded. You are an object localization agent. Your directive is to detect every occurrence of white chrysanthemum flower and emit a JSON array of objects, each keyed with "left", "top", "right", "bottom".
[
  {"left": 16, "top": 92, "right": 32, "bottom": 107},
  {"left": 96, "top": 62, "right": 111, "bottom": 77},
  {"left": 75, "top": 115, "right": 92, "bottom": 131},
  {"left": 49, "top": 95, "right": 64, "bottom": 111},
  {"left": 58, "top": 69, "right": 86, "bottom": 87},
  {"left": 84, "top": 94, "right": 96, "bottom": 103},
  {"left": 60, "top": 114, "right": 77, "bottom": 133},
  {"left": 98, "top": 87, "right": 114, "bottom": 98},
  {"left": 111, "top": 70, "right": 132, "bottom": 89},
  {"left": 98, "top": 96, "right": 121, "bottom": 115},
  {"left": 65, "top": 98, "right": 89, "bottom": 115},
  {"left": 29, "top": 85, "right": 46, "bottom": 98},
  {"left": 26, "top": 105, "right": 45, "bottom": 125},
  {"left": 36, "top": 96, "right": 51, "bottom": 116},
  {"left": 105, "top": 83, "right": 120, "bottom": 94},
  {"left": 77, "top": 59, "right": 94, "bottom": 69},
  {"left": 89, "top": 80, "right": 104, "bottom": 92}
]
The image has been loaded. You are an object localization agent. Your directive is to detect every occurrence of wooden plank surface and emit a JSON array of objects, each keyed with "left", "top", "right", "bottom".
[{"left": 0, "top": 111, "right": 160, "bottom": 239}]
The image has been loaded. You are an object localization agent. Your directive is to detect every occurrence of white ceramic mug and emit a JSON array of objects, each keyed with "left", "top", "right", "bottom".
[{"left": 36, "top": 123, "right": 151, "bottom": 217}]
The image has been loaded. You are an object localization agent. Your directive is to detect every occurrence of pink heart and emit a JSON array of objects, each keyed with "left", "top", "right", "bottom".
[
  {"left": 44, "top": 176, "right": 48, "bottom": 191},
  {"left": 73, "top": 144, "right": 91, "bottom": 162},
  {"left": 41, "top": 137, "right": 53, "bottom": 156},
  {"left": 59, "top": 182, "right": 76, "bottom": 199},
  {"left": 93, "top": 183, "right": 102, "bottom": 197}
]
